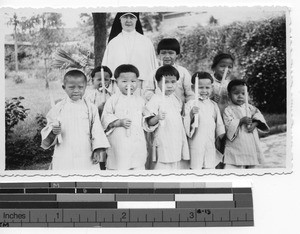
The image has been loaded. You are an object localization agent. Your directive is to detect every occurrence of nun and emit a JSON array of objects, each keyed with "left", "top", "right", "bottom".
[{"left": 102, "top": 12, "right": 158, "bottom": 95}]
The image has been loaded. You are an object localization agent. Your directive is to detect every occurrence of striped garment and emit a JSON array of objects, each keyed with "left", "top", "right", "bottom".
[{"left": 223, "top": 104, "right": 270, "bottom": 166}]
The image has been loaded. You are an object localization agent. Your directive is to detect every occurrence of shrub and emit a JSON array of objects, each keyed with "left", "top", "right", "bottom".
[
  {"left": 5, "top": 97, "right": 29, "bottom": 139},
  {"left": 153, "top": 15, "right": 287, "bottom": 114},
  {"left": 5, "top": 113, "right": 54, "bottom": 170}
]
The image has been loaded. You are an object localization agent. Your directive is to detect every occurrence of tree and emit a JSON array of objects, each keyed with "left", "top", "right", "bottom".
[
  {"left": 21, "top": 13, "right": 65, "bottom": 88},
  {"left": 92, "top": 13, "right": 107, "bottom": 66},
  {"left": 208, "top": 16, "right": 218, "bottom": 26},
  {"left": 140, "top": 12, "right": 163, "bottom": 32},
  {"left": 7, "top": 13, "right": 20, "bottom": 71}
]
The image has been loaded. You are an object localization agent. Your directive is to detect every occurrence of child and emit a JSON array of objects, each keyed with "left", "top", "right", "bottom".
[
  {"left": 41, "top": 69, "right": 110, "bottom": 170},
  {"left": 211, "top": 53, "right": 235, "bottom": 114},
  {"left": 144, "top": 38, "right": 194, "bottom": 102},
  {"left": 101, "top": 64, "right": 148, "bottom": 170},
  {"left": 144, "top": 65, "right": 189, "bottom": 170},
  {"left": 184, "top": 72, "right": 225, "bottom": 169},
  {"left": 85, "top": 65, "right": 113, "bottom": 117},
  {"left": 85, "top": 65, "right": 113, "bottom": 170},
  {"left": 223, "top": 79, "right": 270, "bottom": 169}
]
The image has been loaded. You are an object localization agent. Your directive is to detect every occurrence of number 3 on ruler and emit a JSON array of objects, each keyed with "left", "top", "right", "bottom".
[{"left": 189, "top": 212, "right": 195, "bottom": 219}]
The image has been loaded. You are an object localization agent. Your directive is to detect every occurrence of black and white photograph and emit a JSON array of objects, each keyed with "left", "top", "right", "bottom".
[
  {"left": 0, "top": 1, "right": 299, "bottom": 234},
  {"left": 2, "top": 6, "right": 290, "bottom": 174}
]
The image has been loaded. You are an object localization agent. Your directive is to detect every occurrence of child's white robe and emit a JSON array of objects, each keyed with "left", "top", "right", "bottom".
[
  {"left": 143, "top": 94, "right": 190, "bottom": 166},
  {"left": 101, "top": 93, "right": 148, "bottom": 170},
  {"left": 211, "top": 76, "right": 230, "bottom": 114},
  {"left": 41, "top": 97, "right": 110, "bottom": 170},
  {"left": 184, "top": 99, "right": 225, "bottom": 169},
  {"left": 223, "top": 104, "right": 270, "bottom": 166}
]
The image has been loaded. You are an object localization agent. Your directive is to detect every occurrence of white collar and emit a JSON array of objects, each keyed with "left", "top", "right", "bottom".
[{"left": 122, "top": 29, "right": 136, "bottom": 36}]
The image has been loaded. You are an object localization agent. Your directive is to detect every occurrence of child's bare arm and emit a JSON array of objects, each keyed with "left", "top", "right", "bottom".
[
  {"left": 109, "top": 119, "right": 132, "bottom": 129},
  {"left": 147, "top": 110, "right": 166, "bottom": 126}
]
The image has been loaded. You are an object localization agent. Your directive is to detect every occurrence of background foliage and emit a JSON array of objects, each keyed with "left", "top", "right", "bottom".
[{"left": 152, "top": 15, "right": 286, "bottom": 113}]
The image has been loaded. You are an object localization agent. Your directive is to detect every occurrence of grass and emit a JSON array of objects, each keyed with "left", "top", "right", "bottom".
[
  {"left": 6, "top": 75, "right": 67, "bottom": 138},
  {"left": 263, "top": 113, "right": 286, "bottom": 128}
]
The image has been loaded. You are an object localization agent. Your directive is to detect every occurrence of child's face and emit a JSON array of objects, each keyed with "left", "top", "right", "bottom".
[
  {"left": 120, "top": 14, "right": 137, "bottom": 32},
  {"left": 229, "top": 85, "right": 245, "bottom": 106},
  {"left": 63, "top": 76, "right": 87, "bottom": 101},
  {"left": 213, "top": 58, "right": 234, "bottom": 81},
  {"left": 194, "top": 78, "right": 212, "bottom": 100},
  {"left": 159, "top": 50, "right": 178, "bottom": 66},
  {"left": 116, "top": 72, "right": 138, "bottom": 95},
  {"left": 157, "top": 75, "right": 178, "bottom": 96},
  {"left": 92, "top": 71, "right": 111, "bottom": 90}
]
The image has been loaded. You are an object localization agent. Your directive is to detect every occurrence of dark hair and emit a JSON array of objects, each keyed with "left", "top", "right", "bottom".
[
  {"left": 227, "top": 79, "right": 247, "bottom": 93},
  {"left": 211, "top": 53, "right": 235, "bottom": 69},
  {"left": 191, "top": 72, "right": 213, "bottom": 84},
  {"left": 157, "top": 38, "right": 180, "bottom": 55},
  {"left": 108, "top": 12, "right": 143, "bottom": 43},
  {"left": 114, "top": 64, "right": 139, "bottom": 79},
  {"left": 91, "top": 66, "right": 112, "bottom": 78},
  {"left": 63, "top": 69, "right": 87, "bottom": 84},
  {"left": 155, "top": 65, "right": 180, "bottom": 82}
]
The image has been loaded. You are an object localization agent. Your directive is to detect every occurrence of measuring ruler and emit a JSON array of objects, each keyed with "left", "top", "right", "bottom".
[{"left": 0, "top": 182, "right": 253, "bottom": 227}]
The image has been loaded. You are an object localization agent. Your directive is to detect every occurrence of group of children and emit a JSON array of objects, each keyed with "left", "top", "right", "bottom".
[{"left": 41, "top": 38, "right": 270, "bottom": 171}]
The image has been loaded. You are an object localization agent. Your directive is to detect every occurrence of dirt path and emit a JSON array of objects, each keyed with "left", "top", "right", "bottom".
[{"left": 260, "top": 132, "right": 286, "bottom": 168}]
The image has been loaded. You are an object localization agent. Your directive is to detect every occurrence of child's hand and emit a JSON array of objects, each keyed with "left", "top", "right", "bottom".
[
  {"left": 191, "top": 106, "right": 199, "bottom": 115},
  {"left": 52, "top": 121, "right": 61, "bottom": 135},
  {"left": 213, "top": 94, "right": 221, "bottom": 103},
  {"left": 120, "top": 118, "right": 132, "bottom": 129},
  {"left": 247, "top": 122, "right": 258, "bottom": 133},
  {"left": 240, "top": 117, "right": 252, "bottom": 126},
  {"left": 158, "top": 110, "right": 166, "bottom": 120},
  {"left": 92, "top": 148, "right": 105, "bottom": 164}
]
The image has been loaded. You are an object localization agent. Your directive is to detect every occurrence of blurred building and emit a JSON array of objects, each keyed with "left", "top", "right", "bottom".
[{"left": 160, "top": 12, "right": 210, "bottom": 32}]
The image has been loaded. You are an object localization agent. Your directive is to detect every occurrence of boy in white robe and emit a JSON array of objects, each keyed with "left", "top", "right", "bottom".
[
  {"left": 41, "top": 70, "right": 110, "bottom": 170},
  {"left": 85, "top": 66, "right": 113, "bottom": 118},
  {"left": 85, "top": 66, "right": 113, "bottom": 170},
  {"left": 144, "top": 65, "right": 190, "bottom": 170},
  {"left": 101, "top": 64, "right": 148, "bottom": 170},
  {"left": 210, "top": 53, "right": 235, "bottom": 114},
  {"left": 144, "top": 38, "right": 194, "bottom": 103},
  {"left": 184, "top": 72, "right": 225, "bottom": 169},
  {"left": 223, "top": 79, "right": 270, "bottom": 169}
]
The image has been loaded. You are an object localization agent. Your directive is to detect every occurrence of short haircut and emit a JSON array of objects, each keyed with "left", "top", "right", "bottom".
[
  {"left": 211, "top": 53, "right": 235, "bottom": 69},
  {"left": 91, "top": 65, "right": 112, "bottom": 78},
  {"left": 227, "top": 79, "right": 247, "bottom": 93},
  {"left": 114, "top": 64, "right": 139, "bottom": 79},
  {"left": 191, "top": 72, "right": 213, "bottom": 84},
  {"left": 157, "top": 38, "right": 180, "bottom": 55},
  {"left": 155, "top": 65, "right": 180, "bottom": 82},
  {"left": 63, "top": 69, "right": 87, "bottom": 84}
]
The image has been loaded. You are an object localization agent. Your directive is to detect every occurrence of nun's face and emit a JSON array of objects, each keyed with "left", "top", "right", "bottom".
[{"left": 120, "top": 14, "right": 137, "bottom": 32}]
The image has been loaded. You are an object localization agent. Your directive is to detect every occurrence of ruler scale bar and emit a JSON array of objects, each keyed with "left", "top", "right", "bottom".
[{"left": 0, "top": 182, "right": 253, "bottom": 228}]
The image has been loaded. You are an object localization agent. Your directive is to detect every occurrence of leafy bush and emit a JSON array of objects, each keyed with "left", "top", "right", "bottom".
[
  {"left": 5, "top": 97, "right": 29, "bottom": 139},
  {"left": 5, "top": 113, "right": 54, "bottom": 170},
  {"left": 154, "top": 15, "right": 286, "bottom": 113}
]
